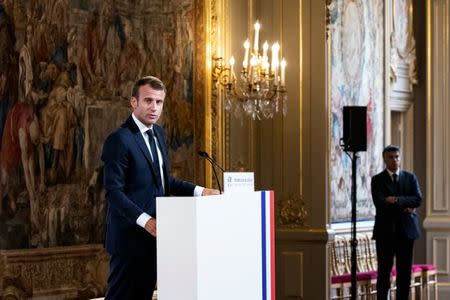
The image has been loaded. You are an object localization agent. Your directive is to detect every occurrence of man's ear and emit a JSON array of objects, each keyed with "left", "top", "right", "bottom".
[{"left": 130, "top": 96, "right": 137, "bottom": 108}]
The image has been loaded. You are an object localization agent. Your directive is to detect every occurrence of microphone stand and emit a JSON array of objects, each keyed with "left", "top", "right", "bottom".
[
  {"left": 198, "top": 151, "right": 223, "bottom": 193},
  {"left": 209, "top": 160, "right": 222, "bottom": 193}
]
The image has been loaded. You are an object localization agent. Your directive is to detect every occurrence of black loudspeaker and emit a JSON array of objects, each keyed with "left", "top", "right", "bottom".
[{"left": 343, "top": 106, "right": 367, "bottom": 152}]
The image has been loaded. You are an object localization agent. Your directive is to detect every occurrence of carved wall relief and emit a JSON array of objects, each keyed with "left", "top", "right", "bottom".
[
  {"left": 391, "top": 0, "right": 417, "bottom": 88},
  {"left": 277, "top": 194, "right": 309, "bottom": 228},
  {"left": 0, "top": 245, "right": 108, "bottom": 299}
]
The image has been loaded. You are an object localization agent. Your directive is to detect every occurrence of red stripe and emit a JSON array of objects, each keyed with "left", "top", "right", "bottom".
[{"left": 270, "top": 191, "right": 276, "bottom": 300}]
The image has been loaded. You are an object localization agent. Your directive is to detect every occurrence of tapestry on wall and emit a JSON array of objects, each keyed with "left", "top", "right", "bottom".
[
  {"left": 0, "top": 0, "right": 196, "bottom": 249},
  {"left": 328, "top": 0, "right": 385, "bottom": 222}
]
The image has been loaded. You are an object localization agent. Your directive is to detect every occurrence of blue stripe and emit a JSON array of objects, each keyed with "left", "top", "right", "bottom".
[{"left": 261, "top": 192, "right": 267, "bottom": 300}]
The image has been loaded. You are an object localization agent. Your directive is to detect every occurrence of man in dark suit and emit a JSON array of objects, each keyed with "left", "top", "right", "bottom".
[
  {"left": 371, "top": 145, "right": 422, "bottom": 300},
  {"left": 101, "top": 76, "right": 219, "bottom": 299}
]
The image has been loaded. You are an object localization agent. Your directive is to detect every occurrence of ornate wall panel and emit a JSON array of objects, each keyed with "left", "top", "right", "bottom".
[
  {"left": 281, "top": 251, "right": 304, "bottom": 297},
  {"left": 328, "top": 0, "right": 385, "bottom": 222},
  {"left": 425, "top": 0, "right": 450, "bottom": 297},
  {"left": 428, "top": 0, "right": 450, "bottom": 213},
  {"left": 431, "top": 236, "right": 449, "bottom": 274}
]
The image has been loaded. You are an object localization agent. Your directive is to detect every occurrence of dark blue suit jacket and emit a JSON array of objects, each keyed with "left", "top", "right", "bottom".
[
  {"left": 371, "top": 169, "right": 422, "bottom": 240},
  {"left": 101, "top": 116, "right": 195, "bottom": 256}
]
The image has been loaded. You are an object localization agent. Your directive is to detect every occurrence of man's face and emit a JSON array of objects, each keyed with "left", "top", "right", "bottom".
[
  {"left": 383, "top": 150, "right": 401, "bottom": 172},
  {"left": 131, "top": 84, "right": 165, "bottom": 127}
]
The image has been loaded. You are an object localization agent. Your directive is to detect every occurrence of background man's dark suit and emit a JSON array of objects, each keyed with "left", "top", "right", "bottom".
[
  {"left": 371, "top": 169, "right": 422, "bottom": 299},
  {"left": 101, "top": 116, "right": 195, "bottom": 299}
]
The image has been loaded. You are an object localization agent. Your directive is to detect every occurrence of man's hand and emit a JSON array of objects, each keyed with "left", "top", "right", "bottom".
[
  {"left": 144, "top": 218, "right": 157, "bottom": 237},
  {"left": 202, "top": 188, "right": 220, "bottom": 196},
  {"left": 385, "top": 196, "right": 397, "bottom": 204},
  {"left": 404, "top": 207, "right": 416, "bottom": 214}
]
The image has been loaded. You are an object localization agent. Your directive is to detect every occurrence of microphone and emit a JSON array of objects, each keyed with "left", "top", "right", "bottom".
[
  {"left": 198, "top": 150, "right": 225, "bottom": 172},
  {"left": 198, "top": 150, "right": 224, "bottom": 193}
]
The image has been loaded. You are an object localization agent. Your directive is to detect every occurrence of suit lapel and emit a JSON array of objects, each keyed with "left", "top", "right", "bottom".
[
  {"left": 382, "top": 170, "right": 396, "bottom": 195},
  {"left": 125, "top": 116, "right": 162, "bottom": 183},
  {"left": 382, "top": 170, "right": 392, "bottom": 184},
  {"left": 397, "top": 170, "right": 404, "bottom": 193},
  {"left": 133, "top": 132, "right": 162, "bottom": 179}
]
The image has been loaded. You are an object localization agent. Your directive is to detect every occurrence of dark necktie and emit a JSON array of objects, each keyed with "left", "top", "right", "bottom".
[
  {"left": 392, "top": 173, "right": 398, "bottom": 183},
  {"left": 392, "top": 173, "right": 399, "bottom": 194},
  {"left": 146, "top": 129, "right": 162, "bottom": 184}
]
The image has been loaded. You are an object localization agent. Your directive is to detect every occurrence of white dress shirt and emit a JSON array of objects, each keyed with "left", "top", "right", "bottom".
[{"left": 131, "top": 114, "right": 204, "bottom": 228}]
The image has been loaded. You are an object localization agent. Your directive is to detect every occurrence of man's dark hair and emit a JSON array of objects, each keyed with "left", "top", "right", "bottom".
[
  {"left": 382, "top": 144, "right": 400, "bottom": 156},
  {"left": 131, "top": 76, "right": 166, "bottom": 99}
]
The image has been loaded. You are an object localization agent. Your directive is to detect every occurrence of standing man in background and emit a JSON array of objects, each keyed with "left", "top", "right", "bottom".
[
  {"left": 371, "top": 145, "right": 422, "bottom": 300},
  {"left": 102, "top": 76, "right": 219, "bottom": 299}
]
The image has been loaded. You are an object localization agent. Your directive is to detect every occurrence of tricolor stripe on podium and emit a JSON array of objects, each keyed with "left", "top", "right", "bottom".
[{"left": 261, "top": 190, "right": 275, "bottom": 300}]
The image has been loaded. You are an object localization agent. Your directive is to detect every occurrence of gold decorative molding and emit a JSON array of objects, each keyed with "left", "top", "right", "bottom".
[
  {"left": 194, "top": 0, "right": 208, "bottom": 185},
  {"left": 231, "top": 160, "right": 250, "bottom": 172},
  {"left": 0, "top": 245, "right": 108, "bottom": 299},
  {"left": 277, "top": 194, "right": 309, "bottom": 228},
  {"left": 194, "top": 0, "right": 227, "bottom": 188},
  {"left": 210, "top": 0, "right": 223, "bottom": 188}
]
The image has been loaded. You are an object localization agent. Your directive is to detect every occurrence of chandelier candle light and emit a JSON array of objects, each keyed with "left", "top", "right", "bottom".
[{"left": 212, "top": 21, "right": 287, "bottom": 120}]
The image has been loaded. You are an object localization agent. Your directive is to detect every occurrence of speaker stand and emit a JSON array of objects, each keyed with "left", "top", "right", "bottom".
[{"left": 342, "top": 151, "right": 359, "bottom": 300}]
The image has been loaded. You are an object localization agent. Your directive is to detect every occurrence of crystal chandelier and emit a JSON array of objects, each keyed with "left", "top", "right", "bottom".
[{"left": 212, "top": 21, "right": 287, "bottom": 120}]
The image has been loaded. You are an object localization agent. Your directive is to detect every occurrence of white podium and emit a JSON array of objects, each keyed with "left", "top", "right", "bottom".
[{"left": 156, "top": 191, "right": 275, "bottom": 300}]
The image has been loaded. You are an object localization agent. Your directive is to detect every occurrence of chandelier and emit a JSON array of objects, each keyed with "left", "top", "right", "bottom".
[{"left": 212, "top": 21, "right": 287, "bottom": 120}]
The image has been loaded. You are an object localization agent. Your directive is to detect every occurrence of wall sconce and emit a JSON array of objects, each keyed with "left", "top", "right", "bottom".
[{"left": 212, "top": 21, "right": 287, "bottom": 120}]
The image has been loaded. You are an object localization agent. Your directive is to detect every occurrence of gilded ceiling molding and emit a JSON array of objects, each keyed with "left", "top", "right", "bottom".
[
  {"left": 277, "top": 194, "right": 309, "bottom": 228},
  {"left": 390, "top": 0, "right": 417, "bottom": 88}
]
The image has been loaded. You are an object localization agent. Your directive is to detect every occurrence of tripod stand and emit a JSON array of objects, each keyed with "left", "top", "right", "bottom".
[
  {"left": 341, "top": 105, "right": 367, "bottom": 299},
  {"left": 345, "top": 151, "right": 359, "bottom": 300}
]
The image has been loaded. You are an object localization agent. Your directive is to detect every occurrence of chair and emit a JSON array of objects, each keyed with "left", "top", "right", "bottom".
[
  {"left": 331, "top": 238, "right": 349, "bottom": 299},
  {"left": 410, "top": 265, "right": 424, "bottom": 299},
  {"left": 331, "top": 237, "right": 377, "bottom": 299},
  {"left": 389, "top": 265, "right": 422, "bottom": 300},
  {"left": 331, "top": 238, "right": 345, "bottom": 299},
  {"left": 414, "top": 264, "right": 438, "bottom": 300},
  {"left": 331, "top": 234, "right": 438, "bottom": 300},
  {"left": 357, "top": 235, "right": 378, "bottom": 298}
]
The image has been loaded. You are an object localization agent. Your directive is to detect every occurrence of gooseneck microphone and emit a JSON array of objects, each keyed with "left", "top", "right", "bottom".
[
  {"left": 198, "top": 150, "right": 224, "bottom": 193},
  {"left": 198, "top": 150, "right": 225, "bottom": 172}
]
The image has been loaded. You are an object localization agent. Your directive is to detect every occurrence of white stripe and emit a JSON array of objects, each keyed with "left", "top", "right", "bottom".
[{"left": 264, "top": 191, "right": 272, "bottom": 299}]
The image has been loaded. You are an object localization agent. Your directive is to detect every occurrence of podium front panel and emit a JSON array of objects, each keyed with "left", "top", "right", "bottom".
[
  {"left": 157, "top": 191, "right": 275, "bottom": 300},
  {"left": 157, "top": 195, "right": 198, "bottom": 298}
]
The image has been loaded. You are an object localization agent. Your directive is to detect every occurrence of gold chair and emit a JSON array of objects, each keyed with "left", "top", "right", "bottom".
[
  {"left": 331, "top": 236, "right": 377, "bottom": 299},
  {"left": 415, "top": 264, "right": 438, "bottom": 300}
]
